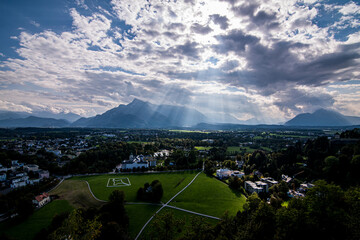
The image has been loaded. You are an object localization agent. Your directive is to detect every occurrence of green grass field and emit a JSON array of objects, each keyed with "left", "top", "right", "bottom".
[
  {"left": 195, "top": 146, "right": 212, "bottom": 151},
  {"left": 0, "top": 200, "right": 73, "bottom": 240},
  {"left": 74, "top": 171, "right": 199, "bottom": 202},
  {"left": 170, "top": 173, "right": 246, "bottom": 217},
  {"left": 50, "top": 179, "right": 103, "bottom": 208},
  {"left": 125, "top": 204, "right": 160, "bottom": 238}
]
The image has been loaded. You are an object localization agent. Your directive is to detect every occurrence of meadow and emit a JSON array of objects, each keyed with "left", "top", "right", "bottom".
[
  {"left": 2, "top": 171, "right": 247, "bottom": 239},
  {"left": 73, "top": 171, "right": 199, "bottom": 202},
  {"left": 0, "top": 200, "right": 73, "bottom": 240},
  {"left": 169, "top": 173, "right": 246, "bottom": 217}
]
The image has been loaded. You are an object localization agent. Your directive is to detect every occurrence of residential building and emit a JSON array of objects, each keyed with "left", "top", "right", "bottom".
[
  {"left": 0, "top": 172, "right": 6, "bottom": 182},
  {"left": 33, "top": 192, "right": 51, "bottom": 208},
  {"left": 24, "top": 164, "right": 39, "bottom": 172},
  {"left": 117, "top": 154, "right": 149, "bottom": 170},
  {"left": 261, "top": 177, "right": 278, "bottom": 186},
  {"left": 39, "top": 170, "right": 50, "bottom": 179},
  {"left": 245, "top": 181, "right": 269, "bottom": 194}
]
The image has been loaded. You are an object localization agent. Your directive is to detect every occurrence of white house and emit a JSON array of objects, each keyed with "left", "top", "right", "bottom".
[
  {"left": 216, "top": 169, "right": 245, "bottom": 179},
  {"left": 117, "top": 154, "right": 149, "bottom": 170},
  {"left": 216, "top": 168, "right": 232, "bottom": 178},
  {"left": 261, "top": 177, "right": 278, "bottom": 186}
]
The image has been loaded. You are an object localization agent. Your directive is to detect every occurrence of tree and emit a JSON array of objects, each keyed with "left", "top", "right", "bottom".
[
  {"left": 147, "top": 211, "right": 184, "bottom": 240},
  {"left": 50, "top": 209, "right": 102, "bottom": 240}
]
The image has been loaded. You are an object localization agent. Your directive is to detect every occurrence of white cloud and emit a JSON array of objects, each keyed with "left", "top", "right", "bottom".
[{"left": 0, "top": 0, "right": 359, "bottom": 121}]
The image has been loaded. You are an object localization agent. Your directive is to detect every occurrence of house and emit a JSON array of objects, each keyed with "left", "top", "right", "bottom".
[
  {"left": 33, "top": 192, "right": 51, "bottom": 208},
  {"left": 0, "top": 172, "right": 6, "bottom": 182},
  {"left": 245, "top": 181, "right": 269, "bottom": 194},
  {"left": 39, "top": 170, "right": 50, "bottom": 179},
  {"left": 232, "top": 170, "right": 245, "bottom": 178},
  {"left": 216, "top": 168, "right": 232, "bottom": 179},
  {"left": 216, "top": 169, "right": 245, "bottom": 179},
  {"left": 24, "top": 164, "right": 39, "bottom": 172},
  {"left": 261, "top": 177, "right": 278, "bottom": 186},
  {"left": 29, "top": 178, "right": 41, "bottom": 185},
  {"left": 236, "top": 160, "right": 244, "bottom": 168},
  {"left": 10, "top": 175, "right": 29, "bottom": 188},
  {"left": 281, "top": 174, "right": 292, "bottom": 183},
  {"left": 117, "top": 154, "right": 149, "bottom": 171}
]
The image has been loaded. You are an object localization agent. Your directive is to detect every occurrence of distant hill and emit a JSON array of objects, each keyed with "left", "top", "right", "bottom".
[
  {"left": 0, "top": 116, "right": 69, "bottom": 128},
  {"left": 0, "top": 110, "right": 81, "bottom": 122},
  {"left": 285, "top": 109, "right": 360, "bottom": 126},
  {"left": 72, "top": 98, "right": 209, "bottom": 128}
]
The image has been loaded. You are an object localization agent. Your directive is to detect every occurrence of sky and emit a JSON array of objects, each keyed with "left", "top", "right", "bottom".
[{"left": 0, "top": 0, "right": 359, "bottom": 124}]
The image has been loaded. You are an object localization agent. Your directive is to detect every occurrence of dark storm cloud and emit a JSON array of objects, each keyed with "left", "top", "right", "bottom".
[
  {"left": 232, "top": 2, "right": 279, "bottom": 29},
  {"left": 212, "top": 29, "right": 260, "bottom": 53},
  {"left": 190, "top": 23, "right": 213, "bottom": 35},
  {"left": 167, "top": 29, "right": 360, "bottom": 98},
  {"left": 274, "top": 89, "right": 335, "bottom": 114},
  {"left": 210, "top": 14, "right": 229, "bottom": 30},
  {"left": 168, "top": 41, "right": 202, "bottom": 60}
]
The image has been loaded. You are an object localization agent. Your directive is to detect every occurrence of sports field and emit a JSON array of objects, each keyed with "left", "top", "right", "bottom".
[{"left": 73, "top": 171, "right": 199, "bottom": 202}]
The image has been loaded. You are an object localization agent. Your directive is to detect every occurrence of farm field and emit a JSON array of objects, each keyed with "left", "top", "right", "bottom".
[
  {"left": 170, "top": 173, "right": 246, "bottom": 217},
  {"left": 73, "top": 171, "right": 199, "bottom": 202},
  {"left": 0, "top": 200, "right": 73, "bottom": 240}
]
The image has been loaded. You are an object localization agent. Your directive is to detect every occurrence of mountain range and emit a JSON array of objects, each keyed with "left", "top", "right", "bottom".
[
  {"left": 284, "top": 109, "right": 360, "bottom": 126},
  {"left": 0, "top": 100, "right": 359, "bottom": 128}
]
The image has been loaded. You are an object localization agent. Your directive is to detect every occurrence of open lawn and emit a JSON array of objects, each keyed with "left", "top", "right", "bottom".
[
  {"left": 50, "top": 179, "right": 103, "bottom": 208},
  {"left": 0, "top": 200, "right": 73, "bottom": 240},
  {"left": 125, "top": 204, "right": 160, "bottom": 238},
  {"left": 73, "top": 171, "right": 199, "bottom": 202},
  {"left": 170, "top": 173, "right": 247, "bottom": 217},
  {"left": 195, "top": 146, "right": 212, "bottom": 151}
]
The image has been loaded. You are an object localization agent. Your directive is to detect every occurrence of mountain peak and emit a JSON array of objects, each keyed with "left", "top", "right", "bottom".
[{"left": 129, "top": 98, "right": 146, "bottom": 105}]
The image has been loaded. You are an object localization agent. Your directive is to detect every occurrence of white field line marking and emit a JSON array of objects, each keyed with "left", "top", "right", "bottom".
[
  {"left": 107, "top": 177, "right": 131, "bottom": 187},
  {"left": 84, "top": 181, "right": 107, "bottom": 203},
  {"left": 135, "top": 171, "right": 202, "bottom": 240}
]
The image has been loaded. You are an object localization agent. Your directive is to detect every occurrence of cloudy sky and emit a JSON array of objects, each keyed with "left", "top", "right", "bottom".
[{"left": 0, "top": 0, "right": 359, "bottom": 123}]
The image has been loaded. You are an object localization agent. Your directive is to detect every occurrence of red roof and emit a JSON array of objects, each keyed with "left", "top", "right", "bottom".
[{"left": 35, "top": 192, "right": 49, "bottom": 202}]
